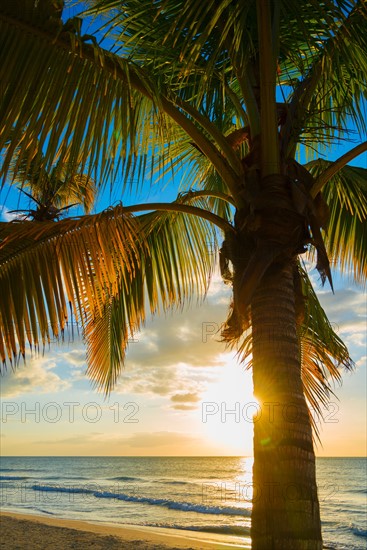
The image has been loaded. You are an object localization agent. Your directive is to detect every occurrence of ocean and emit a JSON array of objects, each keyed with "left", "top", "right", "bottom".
[{"left": 0, "top": 456, "right": 366, "bottom": 549}]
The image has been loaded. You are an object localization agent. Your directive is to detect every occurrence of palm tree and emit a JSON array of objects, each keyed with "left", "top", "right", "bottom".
[
  {"left": 0, "top": 0, "right": 366, "bottom": 547},
  {"left": 6, "top": 149, "right": 96, "bottom": 221}
]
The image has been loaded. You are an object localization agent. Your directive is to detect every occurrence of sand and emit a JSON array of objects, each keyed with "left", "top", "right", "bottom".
[{"left": 0, "top": 512, "right": 248, "bottom": 549}]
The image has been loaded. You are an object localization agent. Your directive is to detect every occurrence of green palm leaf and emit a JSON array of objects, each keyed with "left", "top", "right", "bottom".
[
  {"left": 307, "top": 160, "right": 367, "bottom": 284},
  {"left": 0, "top": 207, "right": 140, "bottom": 363},
  {"left": 86, "top": 0, "right": 367, "bottom": 148},
  {"left": 85, "top": 208, "right": 217, "bottom": 391},
  {"left": 282, "top": 1, "right": 367, "bottom": 156},
  {"left": 0, "top": 198, "right": 218, "bottom": 387},
  {"left": 1, "top": 0, "right": 242, "bottom": 197},
  {"left": 8, "top": 150, "right": 98, "bottom": 218},
  {"left": 0, "top": 1, "right": 167, "bottom": 190}
]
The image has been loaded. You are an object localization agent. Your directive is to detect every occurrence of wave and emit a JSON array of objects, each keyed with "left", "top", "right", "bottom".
[
  {"left": 155, "top": 479, "right": 193, "bottom": 486},
  {"left": 43, "top": 476, "right": 89, "bottom": 481},
  {"left": 31, "top": 484, "right": 249, "bottom": 517},
  {"left": 0, "top": 476, "right": 30, "bottom": 480},
  {"left": 108, "top": 476, "right": 140, "bottom": 482},
  {"left": 32, "top": 485, "right": 94, "bottom": 495},
  {"left": 145, "top": 523, "right": 250, "bottom": 537},
  {"left": 95, "top": 492, "right": 250, "bottom": 517},
  {"left": 350, "top": 524, "right": 367, "bottom": 538},
  {"left": 323, "top": 543, "right": 366, "bottom": 550},
  {"left": 36, "top": 508, "right": 56, "bottom": 516},
  {"left": 0, "top": 468, "right": 41, "bottom": 473}
]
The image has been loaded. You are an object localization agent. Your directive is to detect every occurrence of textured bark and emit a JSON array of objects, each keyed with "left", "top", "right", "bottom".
[{"left": 250, "top": 263, "right": 322, "bottom": 550}]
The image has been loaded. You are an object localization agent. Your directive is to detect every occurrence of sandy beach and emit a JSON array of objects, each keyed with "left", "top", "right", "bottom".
[{"left": 0, "top": 512, "right": 246, "bottom": 549}]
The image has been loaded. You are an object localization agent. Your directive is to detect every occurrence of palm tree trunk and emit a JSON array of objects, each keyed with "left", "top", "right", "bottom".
[{"left": 250, "top": 262, "right": 322, "bottom": 550}]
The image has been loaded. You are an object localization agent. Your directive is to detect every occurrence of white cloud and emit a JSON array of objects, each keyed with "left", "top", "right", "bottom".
[
  {"left": 114, "top": 364, "right": 204, "bottom": 400},
  {"left": 62, "top": 348, "right": 86, "bottom": 367},
  {"left": 316, "top": 287, "right": 366, "bottom": 353},
  {"left": 0, "top": 205, "right": 23, "bottom": 221},
  {"left": 356, "top": 355, "right": 366, "bottom": 369},
  {"left": 1, "top": 355, "right": 71, "bottom": 398},
  {"left": 124, "top": 295, "right": 230, "bottom": 370},
  {"left": 109, "top": 282, "right": 234, "bottom": 402}
]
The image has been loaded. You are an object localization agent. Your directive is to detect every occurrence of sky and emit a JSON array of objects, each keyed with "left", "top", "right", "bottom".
[{"left": 0, "top": 2, "right": 366, "bottom": 458}]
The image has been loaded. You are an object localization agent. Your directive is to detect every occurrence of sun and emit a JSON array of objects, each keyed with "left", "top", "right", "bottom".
[{"left": 199, "top": 353, "right": 256, "bottom": 455}]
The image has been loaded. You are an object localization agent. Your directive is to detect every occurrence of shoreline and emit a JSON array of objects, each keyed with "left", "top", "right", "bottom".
[{"left": 0, "top": 511, "right": 250, "bottom": 549}]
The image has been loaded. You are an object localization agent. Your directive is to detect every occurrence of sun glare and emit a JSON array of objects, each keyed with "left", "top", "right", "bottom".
[{"left": 200, "top": 354, "right": 255, "bottom": 455}]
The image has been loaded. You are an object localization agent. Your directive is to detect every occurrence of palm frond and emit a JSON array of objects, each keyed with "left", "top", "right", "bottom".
[
  {"left": 63, "top": 173, "right": 97, "bottom": 214},
  {"left": 283, "top": 1, "right": 367, "bottom": 155},
  {"left": 86, "top": 0, "right": 367, "bottom": 151},
  {"left": 0, "top": 207, "right": 140, "bottom": 364},
  {"left": 8, "top": 147, "right": 98, "bottom": 216},
  {"left": 307, "top": 160, "right": 367, "bottom": 284},
  {"left": 83, "top": 208, "right": 217, "bottom": 391},
  {"left": 1, "top": 0, "right": 243, "bottom": 198},
  {"left": 0, "top": 198, "right": 217, "bottom": 388},
  {"left": 0, "top": 2, "right": 173, "bottom": 191},
  {"left": 297, "top": 264, "right": 354, "bottom": 438}
]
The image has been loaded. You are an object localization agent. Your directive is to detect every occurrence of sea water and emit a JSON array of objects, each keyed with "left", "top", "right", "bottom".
[{"left": 0, "top": 456, "right": 366, "bottom": 549}]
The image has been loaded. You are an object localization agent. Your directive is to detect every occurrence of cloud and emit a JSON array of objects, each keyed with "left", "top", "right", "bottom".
[
  {"left": 1, "top": 355, "right": 71, "bottom": 398},
  {"left": 61, "top": 347, "right": 89, "bottom": 381},
  {"left": 170, "top": 392, "right": 201, "bottom": 410},
  {"left": 171, "top": 403, "right": 198, "bottom": 411},
  {"left": 0, "top": 205, "right": 21, "bottom": 222},
  {"left": 356, "top": 355, "right": 366, "bottom": 369},
  {"left": 36, "top": 435, "right": 90, "bottom": 446},
  {"left": 111, "top": 281, "right": 235, "bottom": 401},
  {"left": 114, "top": 363, "right": 204, "bottom": 402},
  {"left": 121, "top": 287, "right": 231, "bottom": 372},
  {"left": 62, "top": 349, "right": 86, "bottom": 367},
  {"left": 171, "top": 392, "right": 200, "bottom": 403},
  {"left": 316, "top": 287, "right": 366, "bottom": 352}
]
